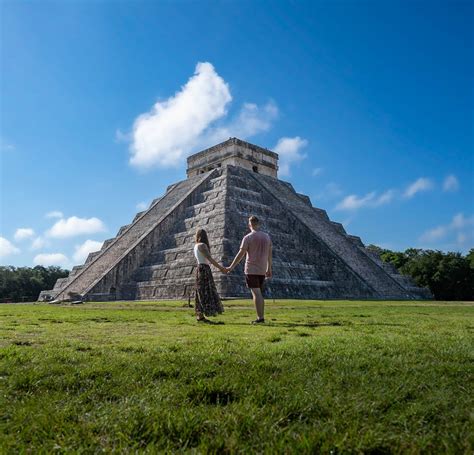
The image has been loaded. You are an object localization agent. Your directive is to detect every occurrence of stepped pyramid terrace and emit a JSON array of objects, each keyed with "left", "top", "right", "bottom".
[{"left": 39, "top": 138, "right": 432, "bottom": 301}]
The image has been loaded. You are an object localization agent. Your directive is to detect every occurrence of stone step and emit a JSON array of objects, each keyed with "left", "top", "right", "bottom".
[
  {"left": 173, "top": 227, "right": 224, "bottom": 245},
  {"left": 347, "top": 235, "right": 364, "bottom": 248},
  {"left": 229, "top": 198, "right": 275, "bottom": 211},
  {"left": 53, "top": 277, "right": 69, "bottom": 291},
  {"left": 330, "top": 222, "right": 347, "bottom": 235},
  {"left": 133, "top": 211, "right": 146, "bottom": 223},
  {"left": 297, "top": 193, "right": 312, "bottom": 205},
  {"left": 101, "top": 238, "right": 114, "bottom": 250},
  {"left": 117, "top": 224, "right": 130, "bottom": 236},
  {"left": 312, "top": 207, "right": 330, "bottom": 220},
  {"left": 85, "top": 251, "right": 101, "bottom": 264},
  {"left": 69, "top": 265, "right": 85, "bottom": 278}
]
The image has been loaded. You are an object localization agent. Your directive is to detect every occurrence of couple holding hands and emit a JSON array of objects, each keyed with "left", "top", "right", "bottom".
[{"left": 193, "top": 216, "right": 272, "bottom": 324}]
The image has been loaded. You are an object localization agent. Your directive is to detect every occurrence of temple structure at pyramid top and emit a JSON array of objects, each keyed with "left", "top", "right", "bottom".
[
  {"left": 39, "top": 138, "right": 432, "bottom": 302},
  {"left": 187, "top": 137, "right": 279, "bottom": 178}
]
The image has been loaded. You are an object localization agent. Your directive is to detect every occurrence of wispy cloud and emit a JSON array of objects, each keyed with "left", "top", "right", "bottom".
[
  {"left": 73, "top": 239, "right": 104, "bottom": 263},
  {"left": 313, "top": 182, "right": 344, "bottom": 202},
  {"left": 33, "top": 253, "right": 70, "bottom": 267},
  {"left": 443, "top": 174, "right": 460, "bottom": 192},
  {"left": 206, "top": 102, "right": 278, "bottom": 145},
  {"left": 274, "top": 137, "right": 308, "bottom": 177},
  {"left": 14, "top": 228, "right": 35, "bottom": 241},
  {"left": 403, "top": 177, "right": 434, "bottom": 198},
  {"left": 128, "top": 62, "right": 279, "bottom": 170},
  {"left": 45, "top": 211, "right": 64, "bottom": 219},
  {"left": 31, "top": 236, "right": 48, "bottom": 250},
  {"left": 312, "top": 167, "right": 323, "bottom": 177},
  {"left": 0, "top": 237, "right": 20, "bottom": 258},
  {"left": 420, "top": 225, "right": 447, "bottom": 242},
  {"left": 47, "top": 216, "right": 106, "bottom": 238},
  {"left": 419, "top": 213, "right": 474, "bottom": 245},
  {"left": 335, "top": 190, "right": 395, "bottom": 211},
  {"left": 136, "top": 201, "right": 149, "bottom": 211}
]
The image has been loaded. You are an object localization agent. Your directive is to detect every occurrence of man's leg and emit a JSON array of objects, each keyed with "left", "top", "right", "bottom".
[{"left": 250, "top": 288, "right": 265, "bottom": 320}]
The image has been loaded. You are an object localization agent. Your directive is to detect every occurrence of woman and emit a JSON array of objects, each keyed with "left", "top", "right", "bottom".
[{"left": 194, "top": 228, "right": 225, "bottom": 322}]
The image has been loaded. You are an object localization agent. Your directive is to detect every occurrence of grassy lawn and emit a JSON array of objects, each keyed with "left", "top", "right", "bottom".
[{"left": 0, "top": 299, "right": 473, "bottom": 453}]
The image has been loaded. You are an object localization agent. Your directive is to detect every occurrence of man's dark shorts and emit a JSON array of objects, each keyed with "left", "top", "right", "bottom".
[{"left": 245, "top": 274, "right": 265, "bottom": 290}]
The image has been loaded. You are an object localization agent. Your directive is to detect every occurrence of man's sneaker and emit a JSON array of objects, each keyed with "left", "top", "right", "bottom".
[{"left": 251, "top": 318, "right": 265, "bottom": 324}]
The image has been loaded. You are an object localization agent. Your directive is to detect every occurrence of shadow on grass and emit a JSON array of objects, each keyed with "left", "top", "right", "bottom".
[
  {"left": 222, "top": 321, "right": 345, "bottom": 328},
  {"left": 196, "top": 320, "right": 226, "bottom": 325}
]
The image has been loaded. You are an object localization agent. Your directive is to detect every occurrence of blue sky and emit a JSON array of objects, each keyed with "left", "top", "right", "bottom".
[{"left": 1, "top": 0, "right": 472, "bottom": 268}]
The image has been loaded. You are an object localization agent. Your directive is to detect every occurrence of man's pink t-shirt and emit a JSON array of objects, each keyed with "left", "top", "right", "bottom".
[{"left": 240, "top": 230, "right": 272, "bottom": 275}]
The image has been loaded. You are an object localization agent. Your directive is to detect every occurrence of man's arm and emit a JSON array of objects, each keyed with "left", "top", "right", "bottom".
[
  {"left": 266, "top": 242, "right": 272, "bottom": 278},
  {"left": 227, "top": 249, "right": 247, "bottom": 273}
]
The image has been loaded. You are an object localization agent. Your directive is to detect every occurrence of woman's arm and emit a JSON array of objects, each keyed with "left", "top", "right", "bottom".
[{"left": 198, "top": 244, "right": 226, "bottom": 273}]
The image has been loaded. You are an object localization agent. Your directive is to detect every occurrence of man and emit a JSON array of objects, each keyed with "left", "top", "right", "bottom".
[{"left": 226, "top": 215, "right": 272, "bottom": 324}]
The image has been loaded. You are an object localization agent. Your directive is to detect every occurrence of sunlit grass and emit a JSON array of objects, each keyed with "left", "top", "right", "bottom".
[{"left": 1, "top": 299, "right": 473, "bottom": 453}]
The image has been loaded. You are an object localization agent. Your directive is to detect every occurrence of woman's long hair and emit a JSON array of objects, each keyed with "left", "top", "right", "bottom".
[{"left": 195, "top": 228, "right": 210, "bottom": 250}]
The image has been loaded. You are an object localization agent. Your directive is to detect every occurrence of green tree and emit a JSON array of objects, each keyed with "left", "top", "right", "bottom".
[
  {"left": 0, "top": 266, "right": 69, "bottom": 302},
  {"left": 375, "top": 247, "right": 473, "bottom": 301}
]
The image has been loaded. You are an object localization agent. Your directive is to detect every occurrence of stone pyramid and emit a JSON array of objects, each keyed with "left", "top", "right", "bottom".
[{"left": 39, "top": 138, "right": 431, "bottom": 301}]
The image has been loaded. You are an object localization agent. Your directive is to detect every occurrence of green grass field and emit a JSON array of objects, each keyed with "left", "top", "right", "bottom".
[{"left": 0, "top": 299, "right": 473, "bottom": 453}]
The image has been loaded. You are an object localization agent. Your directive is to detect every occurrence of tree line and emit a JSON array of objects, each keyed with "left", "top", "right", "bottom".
[
  {"left": 0, "top": 248, "right": 473, "bottom": 302},
  {"left": 0, "top": 266, "right": 69, "bottom": 302},
  {"left": 367, "top": 246, "right": 473, "bottom": 301}
]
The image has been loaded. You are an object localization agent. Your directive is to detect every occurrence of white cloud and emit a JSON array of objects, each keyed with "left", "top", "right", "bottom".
[
  {"left": 33, "top": 253, "right": 70, "bottom": 267},
  {"left": 450, "top": 213, "right": 474, "bottom": 230},
  {"left": 129, "top": 62, "right": 232, "bottom": 169},
  {"left": 443, "top": 174, "right": 460, "bottom": 192},
  {"left": 336, "top": 192, "right": 376, "bottom": 211},
  {"left": 73, "top": 239, "right": 104, "bottom": 263},
  {"left": 420, "top": 225, "right": 448, "bottom": 242},
  {"left": 375, "top": 190, "right": 395, "bottom": 206},
  {"left": 313, "top": 182, "right": 343, "bottom": 202},
  {"left": 206, "top": 101, "right": 278, "bottom": 144},
  {"left": 14, "top": 228, "right": 35, "bottom": 241},
  {"left": 274, "top": 136, "right": 308, "bottom": 177},
  {"left": 403, "top": 177, "right": 434, "bottom": 198},
  {"left": 136, "top": 201, "right": 149, "bottom": 211},
  {"left": 0, "top": 237, "right": 20, "bottom": 258},
  {"left": 45, "top": 211, "right": 64, "bottom": 219},
  {"left": 457, "top": 232, "right": 467, "bottom": 245},
  {"left": 47, "top": 216, "right": 106, "bottom": 238},
  {"left": 312, "top": 167, "right": 323, "bottom": 177},
  {"left": 335, "top": 189, "right": 395, "bottom": 211},
  {"left": 128, "top": 62, "right": 279, "bottom": 170},
  {"left": 31, "top": 236, "right": 48, "bottom": 250},
  {"left": 419, "top": 212, "right": 474, "bottom": 243}
]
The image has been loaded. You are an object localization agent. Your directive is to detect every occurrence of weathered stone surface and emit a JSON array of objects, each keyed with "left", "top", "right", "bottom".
[
  {"left": 187, "top": 137, "right": 278, "bottom": 178},
  {"left": 39, "top": 138, "right": 432, "bottom": 301}
]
